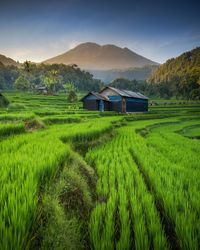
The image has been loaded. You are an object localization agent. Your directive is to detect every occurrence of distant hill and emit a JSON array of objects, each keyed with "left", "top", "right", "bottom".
[
  {"left": 90, "top": 65, "right": 158, "bottom": 83},
  {"left": 148, "top": 47, "right": 200, "bottom": 99},
  {"left": 149, "top": 47, "right": 200, "bottom": 84},
  {"left": 0, "top": 54, "right": 20, "bottom": 67},
  {"left": 43, "top": 42, "right": 159, "bottom": 70}
]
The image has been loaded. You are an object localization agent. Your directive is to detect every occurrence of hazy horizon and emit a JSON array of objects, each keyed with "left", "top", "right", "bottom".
[{"left": 0, "top": 0, "right": 199, "bottom": 64}]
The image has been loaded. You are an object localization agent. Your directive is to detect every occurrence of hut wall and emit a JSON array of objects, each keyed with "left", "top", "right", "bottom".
[
  {"left": 83, "top": 100, "right": 98, "bottom": 110},
  {"left": 83, "top": 95, "right": 99, "bottom": 110},
  {"left": 126, "top": 97, "right": 148, "bottom": 112},
  {"left": 104, "top": 101, "right": 110, "bottom": 111},
  {"left": 108, "top": 95, "right": 122, "bottom": 112}
]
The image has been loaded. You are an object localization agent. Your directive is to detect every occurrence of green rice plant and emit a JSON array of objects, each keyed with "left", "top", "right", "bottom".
[
  {"left": 130, "top": 193, "right": 149, "bottom": 250},
  {"left": 1, "top": 91, "right": 199, "bottom": 250},
  {"left": 0, "top": 116, "right": 120, "bottom": 249},
  {"left": 86, "top": 123, "right": 169, "bottom": 250},
  {"left": 0, "top": 123, "right": 25, "bottom": 137},
  {"left": 129, "top": 118, "right": 200, "bottom": 250},
  {"left": 0, "top": 113, "right": 35, "bottom": 122},
  {"left": 7, "top": 103, "right": 26, "bottom": 111},
  {"left": 42, "top": 115, "right": 82, "bottom": 125}
]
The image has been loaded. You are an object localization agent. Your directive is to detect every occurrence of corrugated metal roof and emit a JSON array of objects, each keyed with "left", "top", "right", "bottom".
[
  {"left": 81, "top": 92, "right": 110, "bottom": 101},
  {"left": 104, "top": 87, "right": 148, "bottom": 100},
  {"left": 91, "top": 92, "right": 110, "bottom": 101}
]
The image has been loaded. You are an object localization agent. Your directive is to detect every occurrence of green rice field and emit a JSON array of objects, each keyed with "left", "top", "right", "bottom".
[{"left": 0, "top": 92, "right": 200, "bottom": 250}]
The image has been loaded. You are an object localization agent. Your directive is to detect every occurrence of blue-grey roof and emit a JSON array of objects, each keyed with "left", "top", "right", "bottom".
[
  {"left": 103, "top": 87, "right": 148, "bottom": 100},
  {"left": 81, "top": 92, "right": 110, "bottom": 101}
]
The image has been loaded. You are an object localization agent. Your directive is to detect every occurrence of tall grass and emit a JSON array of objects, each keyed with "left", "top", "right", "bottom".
[
  {"left": 0, "top": 117, "right": 120, "bottom": 249},
  {"left": 86, "top": 125, "right": 169, "bottom": 250},
  {"left": 0, "top": 123, "right": 25, "bottom": 137}
]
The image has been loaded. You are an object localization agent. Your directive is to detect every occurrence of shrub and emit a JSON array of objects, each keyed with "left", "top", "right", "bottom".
[{"left": 0, "top": 94, "right": 9, "bottom": 108}]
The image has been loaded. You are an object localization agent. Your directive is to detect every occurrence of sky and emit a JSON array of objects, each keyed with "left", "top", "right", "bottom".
[{"left": 0, "top": 0, "right": 199, "bottom": 63}]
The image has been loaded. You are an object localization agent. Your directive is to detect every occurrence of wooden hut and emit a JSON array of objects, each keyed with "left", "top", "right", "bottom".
[
  {"left": 81, "top": 87, "right": 148, "bottom": 113},
  {"left": 36, "top": 86, "right": 48, "bottom": 94}
]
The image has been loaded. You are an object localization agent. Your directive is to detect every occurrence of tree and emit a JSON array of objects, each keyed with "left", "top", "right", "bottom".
[
  {"left": 67, "top": 90, "right": 77, "bottom": 102},
  {"left": 14, "top": 75, "right": 30, "bottom": 91},
  {"left": 0, "top": 76, "right": 6, "bottom": 89},
  {"left": 189, "top": 88, "right": 200, "bottom": 100},
  {"left": 63, "top": 82, "right": 76, "bottom": 92},
  {"left": 43, "top": 70, "right": 60, "bottom": 94},
  {"left": 64, "top": 83, "right": 77, "bottom": 102}
]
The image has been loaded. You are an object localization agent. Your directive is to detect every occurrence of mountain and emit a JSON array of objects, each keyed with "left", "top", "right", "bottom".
[
  {"left": 90, "top": 65, "right": 158, "bottom": 83},
  {"left": 43, "top": 42, "right": 159, "bottom": 70},
  {"left": 149, "top": 47, "right": 200, "bottom": 84},
  {"left": 0, "top": 54, "right": 20, "bottom": 67}
]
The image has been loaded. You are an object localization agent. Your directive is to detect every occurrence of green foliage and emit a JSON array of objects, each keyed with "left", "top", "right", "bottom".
[
  {"left": 14, "top": 75, "right": 30, "bottom": 91},
  {"left": 0, "top": 62, "right": 103, "bottom": 92},
  {"left": 64, "top": 82, "right": 78, "bottom": 102},
  {"left": 0, "top": 63, "right": 19, "bottom": 89},
  {"left": 0, "top": 93, "right": 9, "bottom": 107},
  {"left": 42, "top": 70, "right": 62, "bottom": 93},
  {"left": 67, "top": 90, "right": 78, "bottom": 102},
  {"left": 149, "top": 47, "right": 200, "bottom": 99},
  {"left": 0, "top": 75, "right": 6, "bottom": 89},
  {"left": 63, "top": 82, "right": 76, "bottom": 92},
  {"left": 110, "top": 78, "right": 139, "bottom": 90}
]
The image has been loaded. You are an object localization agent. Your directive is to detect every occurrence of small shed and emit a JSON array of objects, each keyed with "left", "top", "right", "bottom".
[
  {"left": 36, "top": 86, "right": 47, "bottom": 94},
  {"left": 81, "top": 87, "right": 148, "bottom": 113},
  {"left": 81, "top": 92, "right": 110, "bottom": 111}
]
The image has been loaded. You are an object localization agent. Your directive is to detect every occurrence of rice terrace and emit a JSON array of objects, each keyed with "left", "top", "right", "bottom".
[
  {"left": 0, "top": 91, "right": 199, "bottom": 250},
  {"left": 0, "top": 0, "right": 200, "bottom": 249}
]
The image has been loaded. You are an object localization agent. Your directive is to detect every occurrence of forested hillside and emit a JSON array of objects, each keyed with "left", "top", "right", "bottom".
[
  {"left": 0, "top": 62, "right": 19, "bottom": 89},
  {"left": 0, "top": 62, "right": 103, "bottom": 92},
  {"left": 149, "top": 47, "right": 200, "bottom": 99}
]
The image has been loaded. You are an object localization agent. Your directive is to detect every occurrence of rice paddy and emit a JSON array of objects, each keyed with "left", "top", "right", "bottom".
[{"left": 0, "top": 92, "right": 199, "bottom": 250}]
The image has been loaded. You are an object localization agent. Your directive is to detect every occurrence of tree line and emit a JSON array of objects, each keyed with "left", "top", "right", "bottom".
[
  {"left": 0, "top": 47, "right": 200, "bottom": 100},
  {"left": 0, "top": 61, "right": 103, "bottom": 92}
]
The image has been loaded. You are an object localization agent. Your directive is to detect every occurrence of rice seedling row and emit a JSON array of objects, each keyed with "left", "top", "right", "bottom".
[{"left": 86, "top": 115, "right": 200, "bottom": 249}]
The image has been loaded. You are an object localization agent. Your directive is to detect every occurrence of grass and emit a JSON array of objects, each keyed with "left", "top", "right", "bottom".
[
  {"left": 0, "top": 123, "right": 25, "bottom": 138},
  {"left": 0, "top": 91, "right": 199, "bottom": 250},
  {"left": 0, "top": 115, "right": 121, "bottom": 249},
  {"left": 36, "top": 151, "right": 95, "bottom": 250}
]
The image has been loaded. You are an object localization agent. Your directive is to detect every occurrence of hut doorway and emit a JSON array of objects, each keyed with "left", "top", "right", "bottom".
[{"left": 99, "top": 100, "right": 104, "bottom": 112}]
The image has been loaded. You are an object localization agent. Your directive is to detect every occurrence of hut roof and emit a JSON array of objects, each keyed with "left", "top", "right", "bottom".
[
  {"left": 81, "top": 92, "right": 110, "bottom": 101},
  {"left": 100, "top": 86, "right": 148, "bottom": 100},
  {"left": 36, "top": 86, "right": 47, "bottom": 90}
]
